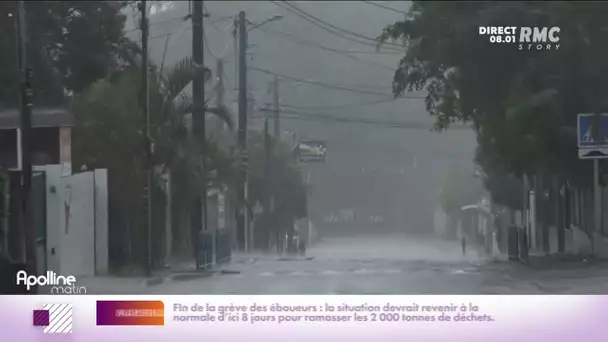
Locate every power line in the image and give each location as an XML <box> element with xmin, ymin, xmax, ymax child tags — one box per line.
<box><xmin>251</xmin><ymin>67</ymin><xmax>392</xmax><ymax>96</ymax></box>
<box><xmin>250</xmin><ymin>67</ymin><xmax>425</xmax><ymax>98</ymax></box>
<box><xmin>256</xmin><ymin>26</ymin><xmax>397</xmax><ymax>72</ymax></box>
<box><xmin>203</xmin><ymin>3</ymin><xmax>234</xmax><ymax>58</ymax></box>
<box><xmin>149</xmin><ymin>23</ymin><xmax>191</xmax><ymax>40</ymax></box>
<box><xmin>280</xmin><ymin>98</ymin><xmax>406</xmax><ymax>110</ymax></box>
<box><xmin>203</xmin><ymin>24</ymin><xmax>231</xmax><ymax>59</ymax></box>
<box><xmin>275</xmin><ymin>1</ymin><xmax>405</xmax><ymax>50</ymax></box>
<box><xmin>256</xmin><ymin>26</ymin><xmax>399</xmax><ymax>55</ymax></box>
<box><xmin>126</xmin><ymin>14</ymin><xmax>191</xmax><ymax>33</ymax></box>
<box><xmin>360</xmin><ymin>1</ymin><xmax>408</xmax><ymax>15</ymax></box>
<box><xmin>204</xmin><ymin>3</ymin><xmax>235</xmax><ymax>33</ymax></box>
<box><xmin>147</xmin><ymin>15</ymin><xmax>231</xmax><ymax>40</ymax></box>
<box><xmin>255</xmin><ymin>107</ymin><xmax>451</xmax><ymax>129</ymax></box>
<box><xmin>271</xmin><ymin>1</ymin><xmax>393</xmax><ymax>51</ymax></box>
<box><xmin>255</xmin><ymin>109</ymin><xmax>471</xmax><ymax>130</ymax></box>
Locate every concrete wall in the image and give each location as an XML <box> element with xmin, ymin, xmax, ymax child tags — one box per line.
<box><xmin>94</xmin><ymin>169</ymin><xmax>108</xmax><ymax>275</ymax></box>
<box><xmin>33</xmin><ymin>169</ymin><xmax>108</xmax><ymax>277</ymax></box>
<box><xmin>35</xmin><ymin>165</ymin><xmax>63</xmax><ymax>275</ymax></box>
<box><xmin>59</xmin><ymin>171</ymin><xmax>95</xmax><ymax>277</ymax></box>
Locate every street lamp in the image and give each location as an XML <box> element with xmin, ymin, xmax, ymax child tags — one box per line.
<box><xmin>234</xmin><ymin>12</ymin><xmax>283</xmax><ymax>252</ymax></box>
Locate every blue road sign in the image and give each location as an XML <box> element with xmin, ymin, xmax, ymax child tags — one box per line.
<box><xmin>577</xmin><ymin>113</ymin><xmax>608</xmax><ymax>148</ymax></box>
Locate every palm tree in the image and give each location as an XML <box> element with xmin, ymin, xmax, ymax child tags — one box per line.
<box><xmin>147</xmin><ymin>57</ymin><xmax>239</xmax><ymax>261</ymax></box>
<box><xmin>72</xmin><ymin>57</ymin><xmax>236</xmax><ymax>271</ymax></box>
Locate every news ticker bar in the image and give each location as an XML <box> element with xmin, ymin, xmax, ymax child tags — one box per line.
<box><xmin>2</xmin><ymin>295</ymin><xmax>605</xmax><ymax>342</ymax></box>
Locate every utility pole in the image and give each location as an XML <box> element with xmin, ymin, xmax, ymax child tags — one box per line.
<box><xmin>211</xmin><ymin>57</ymin><xmax>224</xmax><ymax>261</ymax></box>
<box><xmin>17</xmin><ymin>0</ymin><xmax>36</xmax><ymax>293</ymax></box>
<box><xmin>263</xmin><ymin>106</ymin><xmax>271</xmax><ymax>250</ymax></box>
<box><xmin>139</xmin><ymin>0</ymin><xmax>152</xmax><ymax>277</ymax></box>
<box><xmin>237</xmin><ymin>11</ymin><xmax>249</xmax><ymax>251</ymax></box>
<box><xmin>593</xmin><ymin>159</ymin><xmax>601</xmax><ymax>235</ymax></box>
<box><xmin>215</xmin><ymin>58</ymin><xmax>225</xmax><ymax>131</ymax></box>
<box><xmin>267</xmin><ymin>77</ymin><xmax>281</xmax><ymax>250</ymax></box>
<box><xmin>273</xmin><ymin>76</ymin><xmax>280</xmax><ymax>138</ymax></box>
<box><xmin>192</xmin><ymin>0</ymin><xmax>207</xmax><ymax>267</ymax></box>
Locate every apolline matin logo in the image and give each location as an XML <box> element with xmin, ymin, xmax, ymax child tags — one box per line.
<box><xmin>478</xmin><ymin>26</ymin><xmax>560</xmax><ymax>51</ymax></box>
<box><xmin>17</xmin><ymin>270</ymin><xmax>87</xmax><ymax>294</ymax></box>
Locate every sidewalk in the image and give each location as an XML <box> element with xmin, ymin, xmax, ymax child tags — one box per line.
<box><xmin>76</xmin><ymin>276</ymin><xmax>153</xmax><ymax>294</ymax></box>
<box><xmin>76</xmin><ymin>259</ymin><xmax>231</xmax><ymax>294</ymax></box>
<box><xmin>76</xmin><ymin>252</ymin><xmax>315</xmax><ymax>294</ymax></box>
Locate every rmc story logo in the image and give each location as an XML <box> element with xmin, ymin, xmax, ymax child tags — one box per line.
<box><xmin>17</xmin><ymin>270</ymin><xmax>87</xmax><ymax>294</ymax></box>
<box><xmin>478</xmin><ymin>26</ymin><xmax>560</xmax><ymax>51</ymax></box>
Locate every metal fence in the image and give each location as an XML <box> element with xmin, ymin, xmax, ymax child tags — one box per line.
<box><xmin>197</xmin><ymin>232</ymin><xmax>214</xmax><ymax>269</ymax></box>
<box><xmin>197</xmin><ymin>230</ymin><xmax>232</xmax><ymax>269</ymax></box>
<box><xmin>216</xmin><ymin>230</ymin><xmax>231</xmax><ymax>264</ymax></box>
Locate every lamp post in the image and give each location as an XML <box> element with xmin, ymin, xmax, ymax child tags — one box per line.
<box><xmin>235</xmin><ymin>12</ymin><xmax>283</xmax><ymax>252</ymax></box>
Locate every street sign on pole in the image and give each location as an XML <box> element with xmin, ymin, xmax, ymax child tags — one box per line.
<box><xmin>297</xmin><ymin>140</ymin><xmax>327</xmax><ymax>163</ymax></box>
<box><xmin>577</xmin><ymin>113</ymin><xmax>608</xmax><ymax>159</ymax></box>
<box><xmin>577</xmin><ymin>113</ymin><xmax>605</xmax><ymax>247</ymax></box>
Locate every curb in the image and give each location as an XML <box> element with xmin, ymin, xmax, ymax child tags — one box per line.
<box><xmin>276</xmin><ymin>256</ymin><xmax>314</xmax><ymax>262</ymax></box>
<box><xmin>143</xmin><ymin>277</ymin><xmax>165</xmax><ymax>287</ymax></box>
<box><xmin>219</xmin><ymin>270</ymin><xmax>241</xmax><ymax>275</ymax></box>
<box><xmin>170</xmin><ymin>273</ymin><xmax>214</xmax><ymax>282</ymax></box>
<box><xmin>141</xmin><ymin>268</ymin><xmax>243</xmax><ymax>287</ymax></box>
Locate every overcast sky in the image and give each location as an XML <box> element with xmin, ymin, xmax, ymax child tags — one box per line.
<box><xmin>126</xmin><ymin>1</ymin><xmax>479</xmax><ymax>230</ymax></box>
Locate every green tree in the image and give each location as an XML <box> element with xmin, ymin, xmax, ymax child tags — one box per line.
<box><xmin>71</xmin><ymin>57</ymin><xmax>233</xmax><ymax>270</ymax></box>
<box><xmin>0</xmin><ymin>1</ymin><xmax>139</xmax><ymax>107</ymax></box>
<box><xmin>379</xmin><ymin>1</ymin><xmax>608</xmax><ymax>211</ymax></box>
<box><xmin>247</xmin><ymin>131</ymin><xmax>307</xmax><ymax>249</ymax></box>
<box><xmin>438</xmin><ymin>166</ymin><xmax>484</xmax><ymax>239</ymax></box>
<box><xmin>439</xmin><ymin>168</ymin><xmax>484</xmax><ymax>215</ymax></box>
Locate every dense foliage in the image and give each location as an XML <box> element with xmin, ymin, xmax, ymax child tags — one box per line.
<box><xmin>379</xmin><ymin>1</ymin><xmax>608</xmax><ymax>210</ymax></box>
<box><xmin>247</xmin><ymin>130</ymin><xmax>307</xmax><ymax>248</ymax></box>
<box><xmin>0</xmin><ymin>1</ymin><xmax>139</xmax><ymax>107</ymax></box>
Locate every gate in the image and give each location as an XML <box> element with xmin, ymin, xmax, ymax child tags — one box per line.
<box><xmin>32</xmin><ymin>172</ymin><xmax>46</xmax><ymax>274</ymax></box>
<box><xmin>0</xmin><ymin>170</ymin><xmax>8</xmax><ymax>254</ymax></box>
<box><xmin>197</xmin><ymin>231</ymin><xmax>214</xmax><ymax>269</ymax></box>
<box><xmin>216</xmin><ymin>230</ymin><xmax>231</xmax><ymax>264</ymax></box>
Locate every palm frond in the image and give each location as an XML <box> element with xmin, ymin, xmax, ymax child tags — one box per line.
<box><xmin>162</xmin><ymin>57</ymin><xmax>195</xmax><ymax>106</ymax></box>
<box><xmin>162</xmin><ymin>56</ymin><xmax>212</xmax><ymax>105</ymax></box>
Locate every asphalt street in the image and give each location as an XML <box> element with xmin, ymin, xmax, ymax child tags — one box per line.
<box><xmin>147</xmin><ymin>235</ymin><xmax>608</xmax><ymax>294</ymax></box>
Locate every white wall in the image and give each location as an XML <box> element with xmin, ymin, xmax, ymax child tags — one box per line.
<box><xmin>94</xmin><ymin>169</ymin><xmax>108</xmax><ymax>275</ymax></box>
<box><xmin>32</xmin><ymin>167</ymin><xmax>109</xmax><ymax>276</ymax></box>
<box><xmin>35</xmin><ymin>165</ymin><xmax>63</xmax><ymax>275</ymax></box>
<box><xmin>59</xmin><ymin>172</ymin><xmax>95</xmax><ymax>277</ymax></box>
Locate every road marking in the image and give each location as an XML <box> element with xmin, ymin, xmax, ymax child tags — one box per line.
<box><xmin>249</xmin><ymin>268</ymin><xmax>407</xmax><ymax>278</ymax></box>
<box><xmin>352</xmin><ymin>269</ymin><xmax>374</xmax><ymax>274</ymax></box>
<box><xmin>378</xmin><ymin>269</ymin><xmax>401</xmax><ymax>274</ymax></box>
<box><xmin>320</xmin><ymin>270</ymin><xmax>343</xmax><ymax>275</ymax></box>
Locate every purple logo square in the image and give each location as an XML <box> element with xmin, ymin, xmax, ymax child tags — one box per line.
<box><xmin>33</xmin><ymin>310</ymin><xmax>50</xmax><ymax>326</ymax></box>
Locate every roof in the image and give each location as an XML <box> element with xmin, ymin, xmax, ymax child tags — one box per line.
<box><xmin>0</xmin><ymin>108</ymin><xmax>72</xmax><ymax>129</ymax></box>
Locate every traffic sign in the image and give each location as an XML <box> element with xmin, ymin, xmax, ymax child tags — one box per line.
<box><xmin>297</xmin><ymin>140</ymin><xmax>327</xmax><ymax>163</ymax></box>
<box><xmin>578</xmin><ymin>148</ymin><xmax>608</xmax><ymax>159</ymax></box>
<box><xmin>577</xmin><ymin>113</ymin><xmax>608</xmax><ymax>148</ymax></box>
<box><xmin>577</xmin><ymin>113</ymin><xmax>608</xmax><ymax>159</ymax></box>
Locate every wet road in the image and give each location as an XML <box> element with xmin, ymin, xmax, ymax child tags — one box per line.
<box><xmin>148</xmin><ymin>235</ymin><xmax>608</xmax><ymax>294</ymax></box>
